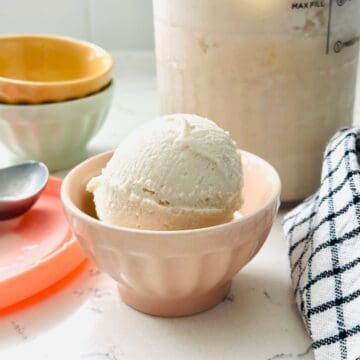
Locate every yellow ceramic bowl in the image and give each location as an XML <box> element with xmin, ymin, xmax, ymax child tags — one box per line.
<box><xmin>0</xmin><ymin>34</ymin><xmax>113</xmax><ymax>104</ymax></box>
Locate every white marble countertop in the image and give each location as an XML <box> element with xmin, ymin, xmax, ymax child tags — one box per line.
<box><xmin>1</xmin><ymin>51</ymin><xmax>343</xmax><ymax>360</ymax></box>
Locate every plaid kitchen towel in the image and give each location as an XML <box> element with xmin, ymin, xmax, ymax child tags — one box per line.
<box><xmin>283</xmin><ymin>128</ymin><xmax>360</xmax><ymax>360</ymax></box>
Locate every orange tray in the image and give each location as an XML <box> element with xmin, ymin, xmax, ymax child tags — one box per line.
<box><xmin>0</xmin><ymin>176</ymin><xmax>86</xmax><ymax>310</ymax></box>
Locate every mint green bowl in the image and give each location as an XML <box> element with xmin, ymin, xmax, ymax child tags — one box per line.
<box><xmin>0</xmin><ymin>82</ymin><xmax>114</xmax><ymax>171</ymax></box>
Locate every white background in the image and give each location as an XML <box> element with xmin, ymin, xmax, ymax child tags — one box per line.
<box><xmin>0</xmin><ymin>0</ymin><xmax>154</xmax><ymax>51</ymax></box>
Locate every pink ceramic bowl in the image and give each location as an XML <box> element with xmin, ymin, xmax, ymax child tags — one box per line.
<box><xmin>61</xmin><ymin>150</ymin><xmax>281</xmax><ymax>317</ymax></box>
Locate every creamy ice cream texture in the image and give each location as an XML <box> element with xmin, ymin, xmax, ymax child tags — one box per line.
<box><xmin>87</xmin><ymin>114</ymin><xmax>243</xmax><ymax>230</ymax></box>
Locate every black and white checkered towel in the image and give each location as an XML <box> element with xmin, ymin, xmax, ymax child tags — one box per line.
<box><xmin>283</xmin><ymin>128</ymin><xmax>360</xmax><ymax>360</ymax></box>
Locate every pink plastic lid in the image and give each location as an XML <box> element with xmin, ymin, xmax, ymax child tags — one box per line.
<box><xmin>0</xmin><ymin>176</ymin><xmax>86</xmax><ymax>310</ymax></box>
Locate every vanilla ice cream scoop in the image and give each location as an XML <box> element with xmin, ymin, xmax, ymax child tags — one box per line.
<box><xmin>87</xmin><ymin>114</ymin><xmax>243</xmax><ymax>230</ymax></box>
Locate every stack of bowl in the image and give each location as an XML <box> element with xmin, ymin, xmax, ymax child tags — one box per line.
<box><xmin>0</xmin><ymin>34</ymin><xmax>114</xmax><ymax>171</ymax></box>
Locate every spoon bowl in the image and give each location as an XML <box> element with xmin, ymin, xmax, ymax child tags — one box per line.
<box><xmin>0</xmin><ymin>161</ymin><xmax>49</xmax><ymax>220</ymax></box>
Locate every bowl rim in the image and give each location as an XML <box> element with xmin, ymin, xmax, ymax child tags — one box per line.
<box><xmin>61</xmin><ymin>150</ymin><xmax>281</xmax><ymax>236</ymax></box>
<box><xmin>0</xmin><ymin>80</ymin><xmax>114</xmax><ymax>108</ymax></box>
<box><xmin>0</xmin><ymin>34</ymin><xmax>113</xmax><ymax>87</ymax></box>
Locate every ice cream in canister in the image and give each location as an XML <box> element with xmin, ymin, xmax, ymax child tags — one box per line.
<box><xmin>154</xmin><ymin>0</ymin><xmax>360</xmax><ymax>201</ymax></box>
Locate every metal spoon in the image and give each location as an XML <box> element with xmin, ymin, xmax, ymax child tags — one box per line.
<box><xmin>0</xmin><ymin>161</ymin><xmax>49</xmax><ymax>220</ymax></box>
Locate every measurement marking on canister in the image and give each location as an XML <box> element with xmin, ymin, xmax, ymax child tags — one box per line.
<box><xmin>328</xmin><ymin>0</ymin><xmax>357</xmax><ymax>54</ymax></box>
<box><xmin>334</xmin><ymin>37</ymin><xmax>360</xmax><ymax>53</ymax></box>
<box><xmin>291</xmin><ymin>1</ymin><xmax>325</xmax><ymax>8</ymax></box>
<box><xmin>326</xmin><ymin>0</ymin><xmax>334</xmax><ymax>54</ymax></box>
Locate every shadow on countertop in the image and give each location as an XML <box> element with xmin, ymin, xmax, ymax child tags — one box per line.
<box><xmin>144</xmin><ymin>271</ymin><xmax>313</xmax><ymax>359</ymax></box>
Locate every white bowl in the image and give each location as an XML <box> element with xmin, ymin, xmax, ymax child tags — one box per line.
<box><xmin>0</xmin><ymin>82</ymin><xmax>114</xmax><ymax>171</ymax></box>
